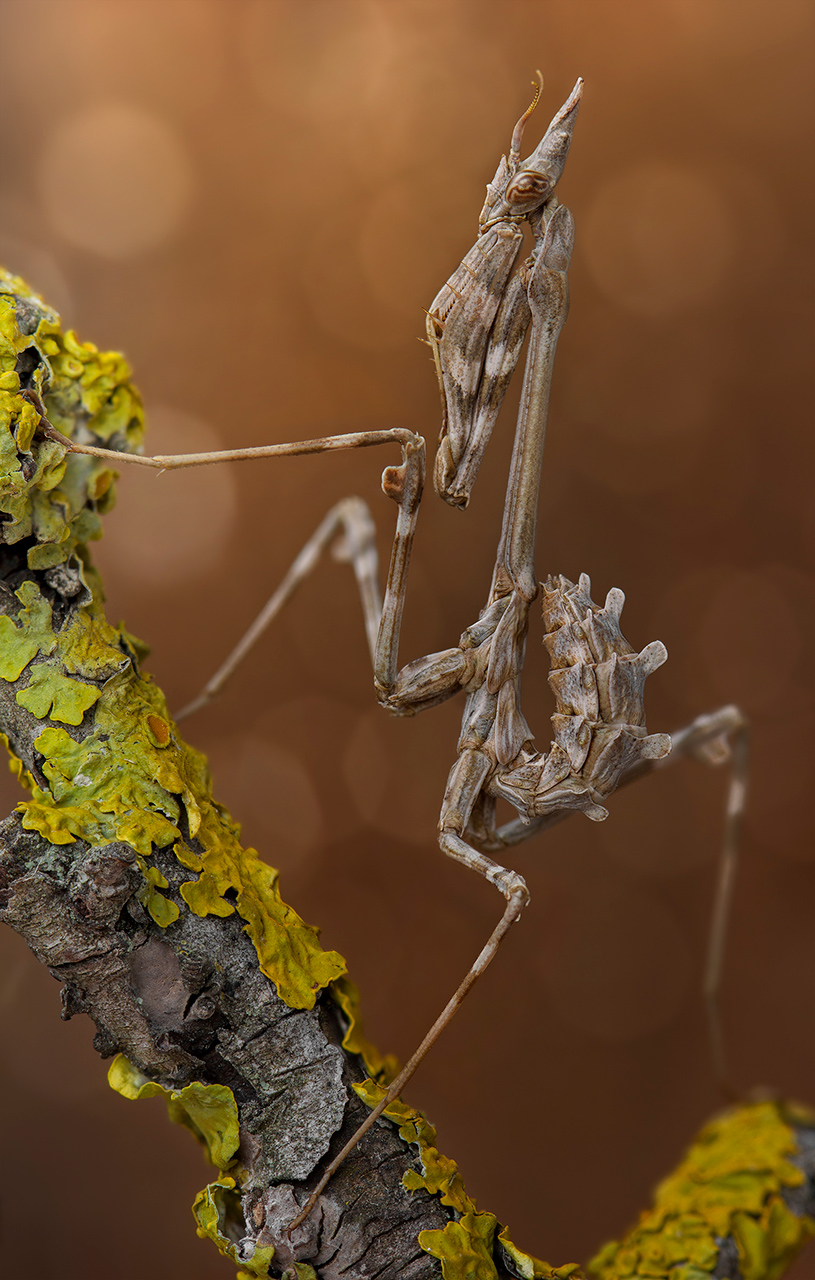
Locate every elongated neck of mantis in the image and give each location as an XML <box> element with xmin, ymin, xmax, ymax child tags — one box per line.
<box><xmin>491</xmin><ymin>250</ymin><xmax>570</xmax><ymax>606</ymax></box>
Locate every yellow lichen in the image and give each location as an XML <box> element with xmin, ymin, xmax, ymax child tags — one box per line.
<box><xmin>17</xmin><ymin>658</ymin><xmax>346</xmax><ymax>1005</ymax></box>
<box><xmin>342</xmin><ymin>974</ymin><xmax>578</xmax><ymax>1280</ymax></box>
<box><xmin>330</xmin><ymin>973</ymin><xmax>400</xmax><ymax>1084</ymax></box>
<box><xmin>0</xmin><ymin>580</ymin><xmax>56</xmax><ymax>680</ymax></box>
<box><xmin>109</xmin><ymin>1053</ymin><xmax>240</xmax><ymax>1169</ymax></box>
<box><xmin>110</xmin><ymin>1056</ymin><xmax>273</xmax><ymax>1276</ymax></box>
<box><xmin>137</xmin><ymin>861</ymin><xmax>180</xmax><ymax>926</ymax></box>
<box><xmin>0</xmin><ymin>275</ymin><xmax>345</xmax><ymax>1010</ymax></box>
<box><xmin>16</xmin><ymin>663</ymin><xmax>101</xmax><ymax>724</ymax></box>
<box><xmin>192</xmin><ymin>1176</ymin><xmax>275</xmax><ymax>1278</ymax></box>
<box><xmin>0</xmin><ymin>269</ymin><xmax>143</xmax><ymax>566</ymax></box>
<box><xmin>0</xmin><ymin>732</ymin><xmax>36</xmax><ymax>792</ymax></box>
<box><xmin>588</xmin><ymin>1102</ymin><xmax>815</xmax><ymax>1280</ymax></box>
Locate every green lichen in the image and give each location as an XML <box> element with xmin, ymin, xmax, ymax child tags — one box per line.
<box><xmin>588</xmin><ymin>1101</ymin><xmax>815</xmax><ymax>1280</ymax></box>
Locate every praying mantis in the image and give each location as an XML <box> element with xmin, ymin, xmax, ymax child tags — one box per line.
<box><xmin>32</xmin><ymin>73</ymin><xmax>748</xmax><ymax>1232</ymax></box>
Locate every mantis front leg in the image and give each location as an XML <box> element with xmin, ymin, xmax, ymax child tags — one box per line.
<box><xmin>429</xmin><ymin>74</ymin><xmax>582</xmax><ymax>509</ymax></box>
<box><xmin>28</xmin><ymin>392</ymin><xmax>430</xmax><ymax>717</ymax></box>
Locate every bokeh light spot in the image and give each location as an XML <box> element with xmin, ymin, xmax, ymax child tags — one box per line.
<box><xmin>582</xmin><ymin>163</ymin><xmax>734</xmax><ymax>316</ymax></box>
<box><xmin>95</xmin><ymin>408</ymin><xmax>237</xmax><ymax>587</ymax></box>
<box><xmin>343</xmin><ymin>704</ymin><xmax>451</xmax><ymax>844</ymax></box>
<box><xmin>38</xmin><ymin>103</ymin><xmax>193</xmax><ymax>257</ymax></box>
<box><xmin>540</xmin><ymin>875</ymin><xmax>692</xmax><ymax>1042</ymax></box>
<box><xmin>653</xmin><ymin>566</ymin><xmax>804</xmax><ymax>716</ymax></box>
<box><xmin>205</xmin><ymin>734</ymin><xmax>323</xmax><ymax>879</ymax></box>
<box><xmin>241</xmin><ymin>0</ymin><xmax>393</xmax><ymax>119</ymax></box>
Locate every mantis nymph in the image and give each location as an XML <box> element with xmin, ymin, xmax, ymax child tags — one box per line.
<box><xmin>29</xmin><ymin>75</ymin><xmax>748</xmax><ymax>1232</ymax></box>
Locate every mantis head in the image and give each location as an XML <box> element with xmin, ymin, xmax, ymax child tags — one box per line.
<box><xmin>427</xmin><ymin>74</ymin><xmax>583</xmax><ymax>513</ymax></box>
<box><xmin>479</xmin><ymin>75</ymin><xmax>583</xmax><ymax>232</ymax></box>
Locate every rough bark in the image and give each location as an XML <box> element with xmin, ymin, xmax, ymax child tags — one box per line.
<box><xmin>0</xmin><ymin>809</ymin><xmax>453</xmax><ymax>1278</ymax></box>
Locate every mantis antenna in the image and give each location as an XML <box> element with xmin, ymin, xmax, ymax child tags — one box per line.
<box><xmin>509</xmin><ymin>68</ymin><xmax>543</xmax><ymax>165</ymax></box>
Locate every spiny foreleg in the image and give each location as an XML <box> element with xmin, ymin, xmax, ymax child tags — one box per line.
<box><xmin>60</xmin><ymin>421</ymin><xmax>429</xmax><ymax>723</ymax></box>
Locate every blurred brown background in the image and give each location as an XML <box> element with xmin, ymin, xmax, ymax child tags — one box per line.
<box><xmin>0</xmin><ymin>1</ymin><xmax>813</xmax><ymax>1275</ymax></box>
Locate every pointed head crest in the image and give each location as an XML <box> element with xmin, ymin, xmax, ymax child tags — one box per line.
<box><xmin>478</xmin><ymin>74</ymin><xmax>582</xmax><ymax>233</ymax></box>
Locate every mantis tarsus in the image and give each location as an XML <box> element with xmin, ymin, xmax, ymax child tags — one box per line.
<box><xmin>35</xmin><ymin>74</ymin><xmax>748</xmax><ymax>1231</ymax></box>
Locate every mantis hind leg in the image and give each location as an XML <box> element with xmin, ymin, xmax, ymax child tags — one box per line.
<box><xmin>667</xmin><ymin>707</ymin><xmax>749</xmax><ymax>1099</ymax></box>
<box><xmin>286</xmin><ymin>746</ymin><xmax>529</xmax><ymax>1233</ymax></box>
<box><xmin>174</xmin><ymin>496</ymin><xmax>383</xmax><ymax>722</ymax></box>
<box><xmin>478</xmin><ymin>701</ymin><xmax>748</xmax><ymax>1098</ymax></box>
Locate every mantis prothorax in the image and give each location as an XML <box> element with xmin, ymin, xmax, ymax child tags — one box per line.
<box><xmin>32</xmin><ymin>75</ymin><xmax>748</xmax><ymax>1231</ymax></box>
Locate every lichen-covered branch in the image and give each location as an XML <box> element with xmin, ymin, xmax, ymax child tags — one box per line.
<box><xmin>0</xmin><ymin>272</ymin><xmax>812</xmax><ymax>1279</ymax></box>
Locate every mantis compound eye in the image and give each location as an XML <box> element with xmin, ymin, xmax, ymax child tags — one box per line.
<box><xmin>505</xmin><ymin>169</ymin><xmax>551</xmax><ymax>205</ymax></box>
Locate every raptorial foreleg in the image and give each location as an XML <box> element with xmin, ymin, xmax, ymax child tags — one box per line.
<box><xmin>54</xmin><ymin>419</ymin><xmax>428</xmax><ymax>722</ymax></box>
